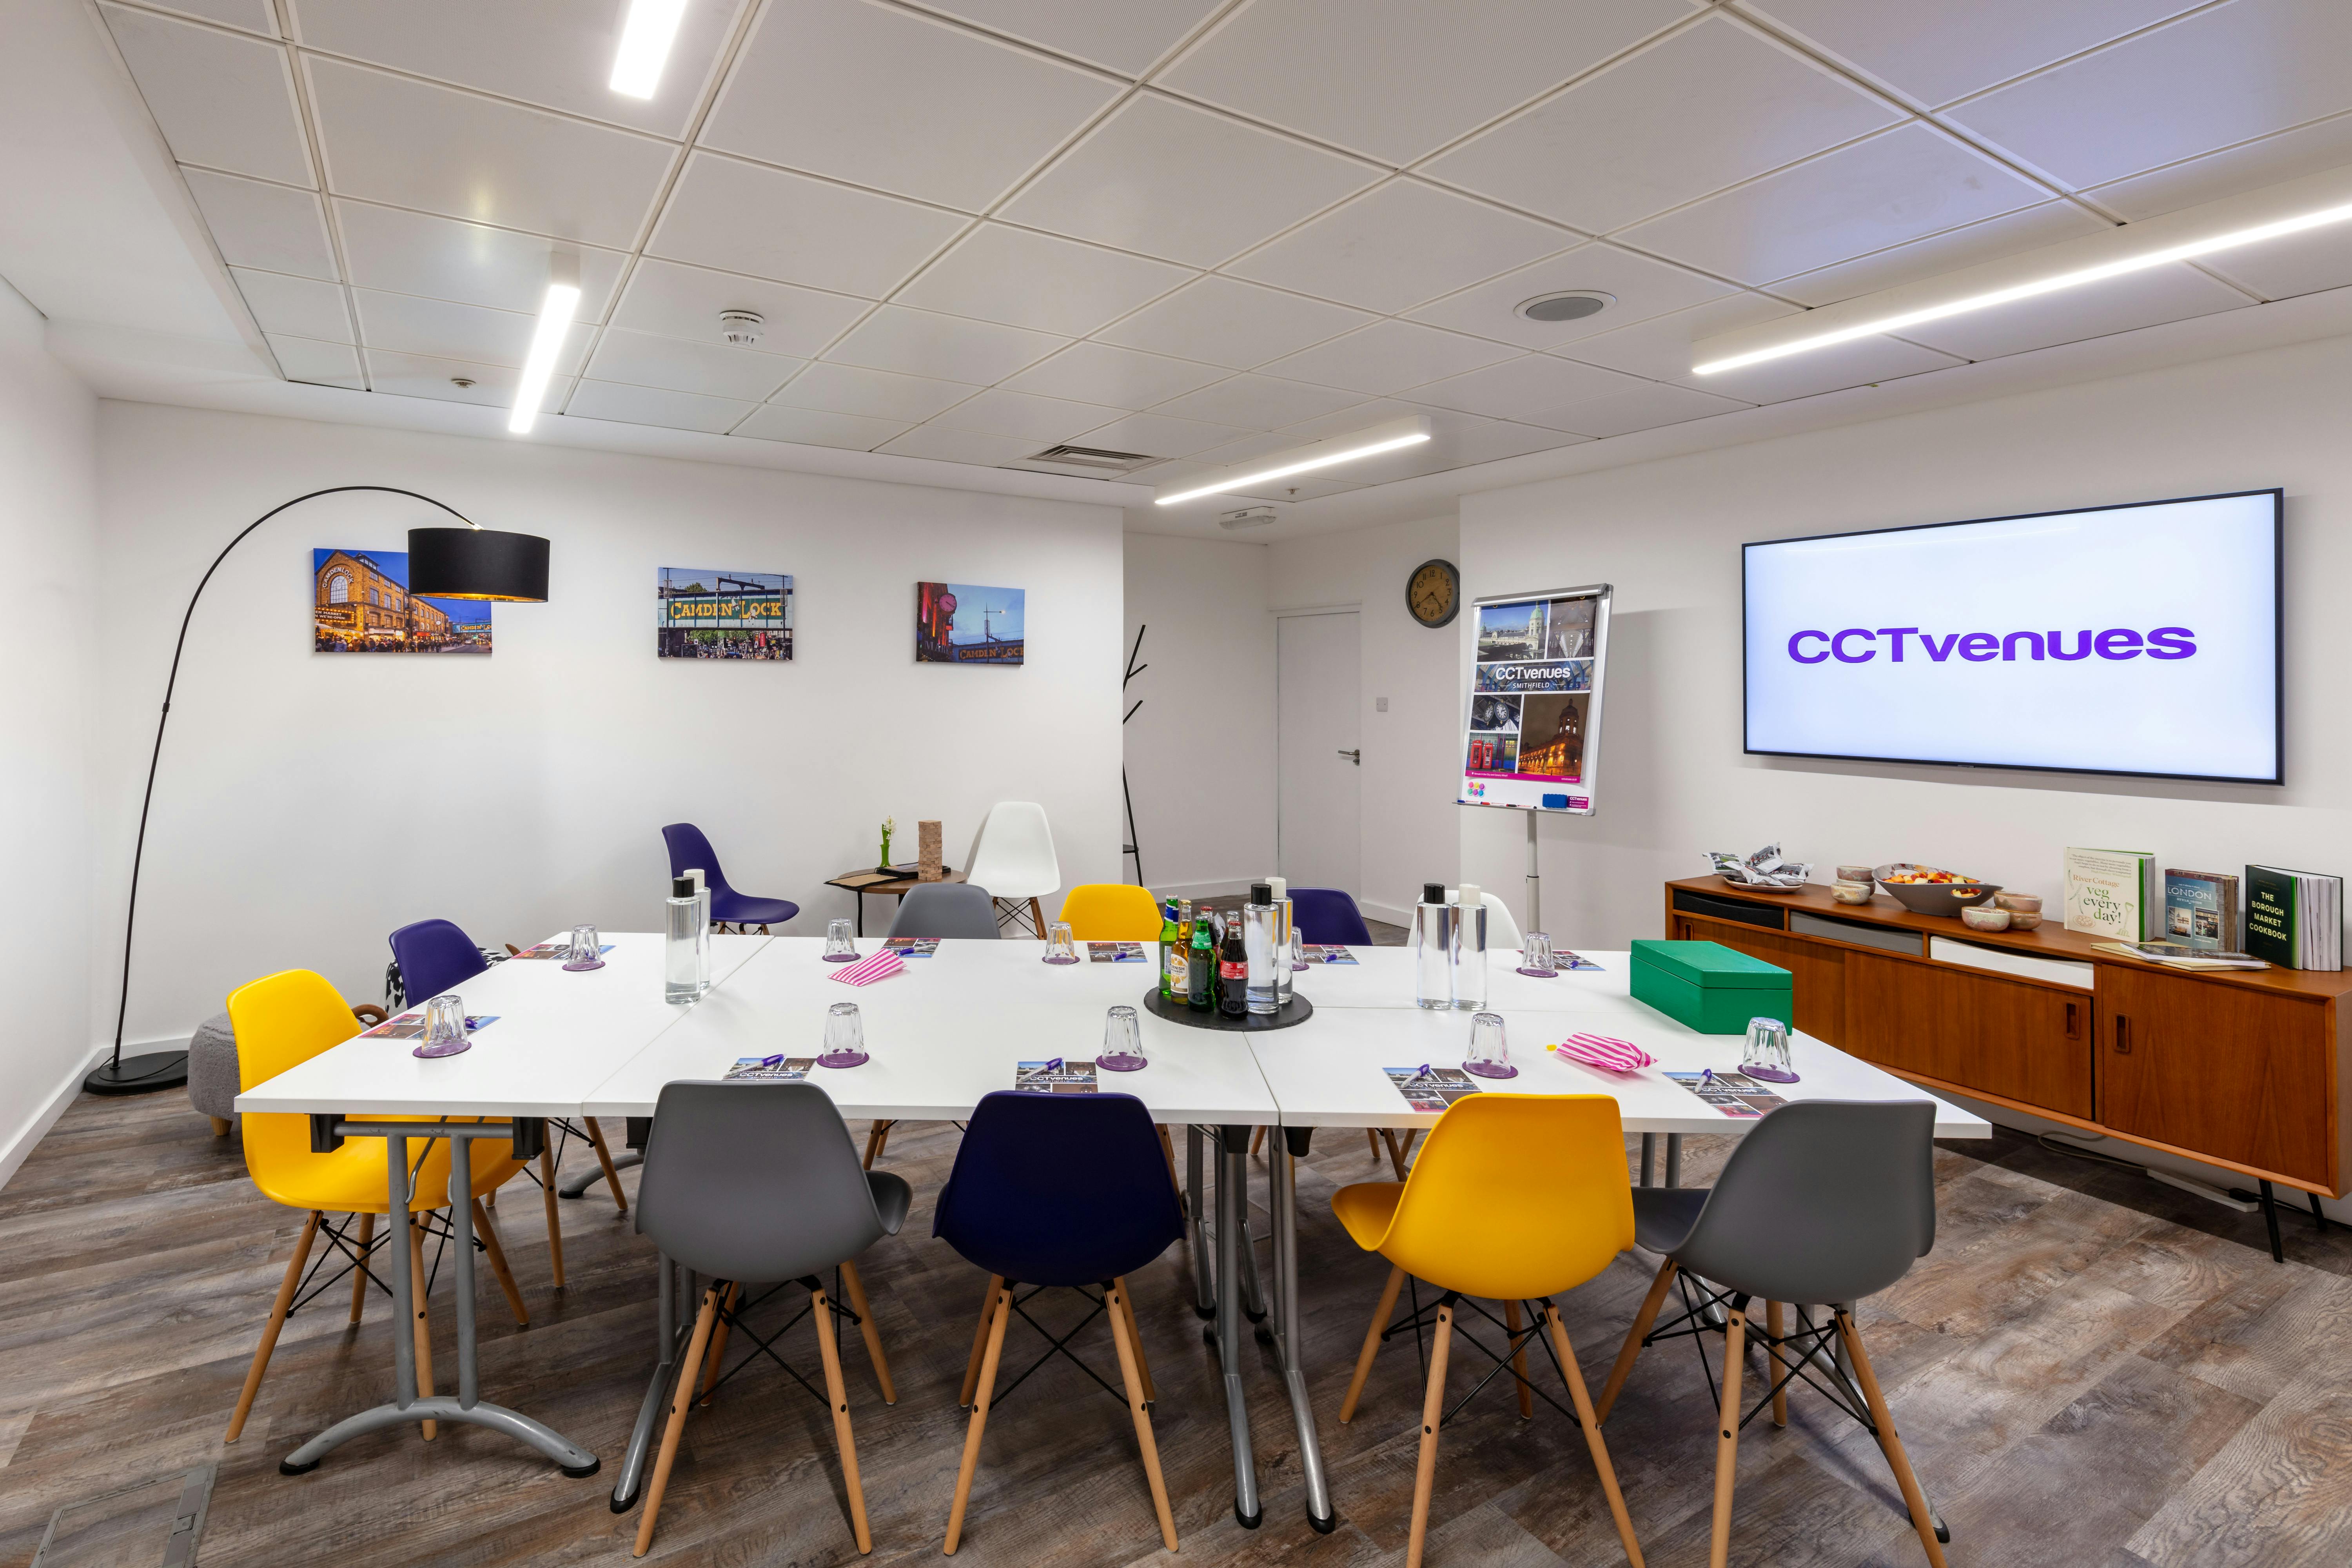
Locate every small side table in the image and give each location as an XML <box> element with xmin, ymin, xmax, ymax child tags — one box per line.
<box><xmin>825</xmin><ymin>866</ymin><xmax>962</xmax><ymax>936</ymax></box>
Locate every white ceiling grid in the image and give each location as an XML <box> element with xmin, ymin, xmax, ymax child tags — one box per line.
<box><xmin>90</xmin><ymin>0</ymin><xmax>2352</xmax><ymax>501</ymax></box>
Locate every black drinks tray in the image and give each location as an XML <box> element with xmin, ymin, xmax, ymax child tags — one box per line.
<box><xmin>1142</xmin><ymin>987</ymin><xmax>1314</xmax><ymax>1032</ymax></box>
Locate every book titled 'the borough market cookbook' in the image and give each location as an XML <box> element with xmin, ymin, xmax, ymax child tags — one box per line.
<box><xmin>2244</xmin><ymin>864</ymin><xmax>2344</xmax><ymax>971</ymax></box>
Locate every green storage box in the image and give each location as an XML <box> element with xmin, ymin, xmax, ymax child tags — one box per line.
<box><xmin>1629</xmin><ymin>940</ymin><xmax>1792</xmax><ymax>1035</ymax></box>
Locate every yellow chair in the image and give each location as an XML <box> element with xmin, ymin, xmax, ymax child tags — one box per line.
<box><xmin>1056</xmin><ymin>883</ymin><xmax>1164</xmax><ymax>941</ymax></box>
<box><xmin>1332</xmin><ymin>1094</ymin><xmax>1645</xmax><ymax>1568</ymax></box>
<box><xmin>223</xmin><ymin>969</ymin><xmax>531</xmax><ymax>1444</ymax></box>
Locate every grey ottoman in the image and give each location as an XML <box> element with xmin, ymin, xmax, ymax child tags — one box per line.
<box><xmin>187</xmin><ymin>1011</ymin><xmax>239</xmax><ymax>1135</ymax></box>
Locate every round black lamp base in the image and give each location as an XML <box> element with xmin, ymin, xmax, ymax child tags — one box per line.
<box><xmin>85</xmin><ymin>1050</ymin><xmax>190</xmax><ymax>1096</ymax></box>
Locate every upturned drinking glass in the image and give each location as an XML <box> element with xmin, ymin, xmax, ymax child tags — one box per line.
<box><xmin>823</xmin><ymin>918</ymin><xmax>859</xmax><ymax>962</ymax></box>
<box><xmin>1099</xmin><ymin>1004</ymin><xmax>1146</xmax><ymax>1072</ymax></box>
<box><xmin>1463</xmin><ymin>1010</ymin><xmax>1516</xmax><ymax>1080</ymax></box>
<box><xmin>1741</xmin><ymin>1016</ymin><xmax>1799</xmax><ymax>1083</ymax></box>
<box><xmin>1044</xmin><ymin>920</ymin><xmax>1080</xmax><ymax>965</ymax></box>
<box><xmin>1517</xmin><ymin>931</ymin><xmax>1558</xmax><ymax>979</ymax></box>
<box><xmin>818</xmin><ymin>1001</ymin><xmax>869</xmax><ymax>1069</ymax></box>
<box><xmin>414</xmin><ymin>993</ymin><xmax>472</xmax><ymax>1059</ymax></box>
<box><xmin>1290</xmin><ymin>925</ymin><xmax>1308</xmax><ymax>972</ymax></box>
<box><xmin>563</xmin><ymin>924</ymin><xmax>604</xmax><ymax>971</ymax></box>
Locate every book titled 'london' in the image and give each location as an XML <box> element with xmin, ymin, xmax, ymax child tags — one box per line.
<box><xmin>2245</xmin><ymin>866</ymin><xmax>2343</xmax><ymax>971</ymax></box>
<box><xmin>2163</xmin><ymin>869</ymin><xmax>2241</xmax><ymax>951</ymax></box>
<box><xmin>2064</xmin><ymin>848</ymin><xmax>2157</xmax><ymax>940</ymax></box>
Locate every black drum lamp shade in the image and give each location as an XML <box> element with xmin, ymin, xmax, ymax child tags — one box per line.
<box><xmin>407</xmin><ymin>526</ymin><xmax>550</xmax><ymax>601</ymax></box>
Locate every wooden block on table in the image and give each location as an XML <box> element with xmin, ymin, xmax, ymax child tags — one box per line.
<box><xmin>919</xmin><ymin>820</ymin><xmax>943</xmax><ymax>881</ymax></box>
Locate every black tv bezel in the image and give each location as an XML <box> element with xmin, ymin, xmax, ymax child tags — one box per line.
<box><xmin>1740</xmin><ymin>487</ymin><xmax>2285</xmax><ymax>786</ymax></box>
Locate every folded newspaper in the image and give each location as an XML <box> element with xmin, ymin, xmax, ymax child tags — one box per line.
<box><xmin>1708</xmin><ymin>844</ymin><xmax>1812</xmax><ymax>889</ymax></box>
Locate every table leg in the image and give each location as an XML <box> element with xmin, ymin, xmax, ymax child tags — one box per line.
<box><xmin>611</xmin><ymin>1251</ymin><xmax>688</xmax><ymax>1513</ymax></box>
<box><xmin>1216</xmin><ymin>1124</ymin><xmax>1261</xmax><ymax>1529</ymax></box>
<box><xmin>1639</xmin><ymin>1132</ymin><xmax>1655</xmax><ymax>1188</ymax></box>
<box><xmin>1272</xmin><ymin>1128</ymin><xmax>1335</xmax><ymax>1532</ymax></box>
<box><xmin>560</xmin><ymin>1147</ymin><xmax>641</xmax><ymax>1200</ymax></box>
<box><xmin>1186</xmin><ymin>1126</ymin><xmax>1214</xmax><ymax>1320</ymax></box>
<box><xmin>1665</xmin><ymin>1132</ymin><xmax>1682</xmax><ymax>1189</ymax></box>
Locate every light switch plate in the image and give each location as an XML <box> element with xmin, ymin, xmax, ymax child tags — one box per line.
<box><xmin>1376</xmin><ymin>697</ymin><xmax>1389</xmax><ymax>712</ymax></box>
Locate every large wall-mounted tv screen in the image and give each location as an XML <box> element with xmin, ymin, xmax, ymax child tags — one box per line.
<box><xmin>1743</xmin><ymin>490</ymin><xmax>2281</xmax><ymax>784</ymax></box>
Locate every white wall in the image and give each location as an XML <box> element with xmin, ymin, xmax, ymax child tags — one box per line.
<box><xmin>1270</xmin><ymin>515</ymin><xmax>1462</xmax><ymax>924</ymax></box>
<box><xmin>94</xmin><ymin>403</ymin><xmax>1125</xmax><ymax>1044</ymax></box>
<box><xmin>1459</xmin><ymin>330</ymin><xmax>2352</xmax><ymax>958</ymax></box>
<box><xmin>0</xmin><ymin>280</ymin><xmax>98</xmax><ymax>1183</ymax></box>
<box><xmin>1121</xmin><ymin>530</ymin><xmax>1275</xmax><ymax>899</ymax></box>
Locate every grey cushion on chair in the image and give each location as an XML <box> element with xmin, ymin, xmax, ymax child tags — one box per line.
<box><xmin>187</xmin><ymin>1011</ymin><xmax>240</xmax><ymax>1123</ymax></box>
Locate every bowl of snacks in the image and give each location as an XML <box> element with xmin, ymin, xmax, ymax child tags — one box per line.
<box><xmin>1873</xmin><ymin>863</ymin><xmax>2000</xmax><ymax>916</ymax></box>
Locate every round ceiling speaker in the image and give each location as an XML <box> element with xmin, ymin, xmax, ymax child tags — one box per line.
<box><xmin>718</xmin><ymin>309</ymin><xmax>766</xmax><ymax>347</ymax></box>
<box><xmin>1517</xmin><ymin>290</ymin><xmax>1616</xmax><ymax>323</ymax></box>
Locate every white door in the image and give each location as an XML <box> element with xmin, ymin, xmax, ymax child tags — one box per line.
<box><xmin>1277</xmin><ymin>610</ymin><xmax>1361</xmax><ymax>893</ymax></box>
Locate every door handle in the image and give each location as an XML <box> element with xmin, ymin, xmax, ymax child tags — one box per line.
<box><xmin>2114</xmin><ymin>1015</ymin><xmax>2130</xmax><ymax>1054</ymax></box>
<box><xmin>1338</xmin><ymin>749</ymin><xmax>1360</xmax><ymax>765</ymax></box>
<box><xmin>2065</xmin><ymin>1000</ymin><xmax>2080</xmax><ymax>1041</ymax></box>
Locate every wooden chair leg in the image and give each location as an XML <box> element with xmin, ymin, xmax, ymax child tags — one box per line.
<box><xmin>1381</xmin><ymin>1129</ymin><xmax>1410</xmax><ymax>1181</ymax></box>
<box><xmin>1766</xmin><ymin>1301</ymin><xmax>1788</xmax><ymax>1428</ymax></box>
<box><xmin>1028</xmin><ymin>897</ymin><xmax>1045</xmax><ymax>938</ymax></box>
<box><xmin>537</xmin><ymin>1149</ymin><xmax>565</xmax><ymax>1289</ymax></box>
<box><xmin>1368</xmin><ymin>1128</ymin><xmax>1382</xmax><ymax>1160</ymax></box>
<box><xmin>1107</xmin><ymin>1278</ymin><xmax>1180</xmax><ymax>1552</ymax></box>
<box><xmin>1595</xmin><ymin>1258</ymin><xmax>1677</xmax><ymax>1422</ymax></box>
<box><xmin>839</xmin><ymin>1259</ymin><xmax>897</xmax><ymax>1404</ymax></box>
<box><xmin>1112</xmin><ymin>1274</ymin><xmax>1154</xmax><ymax>1405</ymax></box>
<box><xmin>1544</xmin><ymin>1304</ymin><xmax>1646</xmax><ymax>1568</ymax></box>
<box><xmin>1506</xmin><ymin>1298</ymin><xmax>1534</xmax><ymax>1419</ymax></box>
<box><xmin>634</xmin><ymin>1286</ymin><xmax>720</xmax><ymax>1558</ymax></box>
<box><xmin>698</xmin><ymin>1282</ymin><xmax>742</xmax><ymax>1405</ymax></box>
<box><xmin>209</xmin><ymin>1116</ymin><xmax>232</xmax><ymax>1137</ymax></box>
<box><xmin>862</xmin><ymin>1119</ymin><xmax>895</xmax><ymax>1170</ymax></box>
<box><xmin>1405</xmin><ymin>1298</ymin><xmax>1456</xmax><ymax>1568</ymax></box>
<box><xmin>348</xmin><ymin>1212</ymin><xmax>375</xmax><ymax>1325</ymax></box>
<box><xmin>584</xmin><ymin>1117</ymin><xmax>628</xmax><ymax>1214</ymax></box>
<box><xmin>408</xmin><ymin>1216</ymin><xmax>438</xmax><ymax>1440</ymax></box>
<box><xmin>945</xmin><ymin>1281</ymin><xmax>1014</xmax><ymax>1554</ymax></box>
<box><xmin>958</xmin><ymin>1274</ymin><xmax>1005</xmax><ymax>1408</ymax></box>
<box><xmin>1250</xmin><ymin>1126</ymin><xmax>1265</xmax><ymax>1157</ymax></box>
<box><xmin>811</xmin><ymin>1278</ymin><xmax>875</xmax><ymax>1553</ymax></box>
<box><xmin>471</xmin><ymin>1199</ymin><xmax>529</xmax><ymax>1327</ymax></box>
<box><xmin>1837</xmin><ymin>1311</ymin><xmax>1951</xmax><ymax>1568</ymax></box>
<box><xmin>1709</xmin><ymin>1299</ymin><xmax>1749</xmax><ymax>1568</ymax></box>
<box><xmin>1341</xmin><ymin>1264</ymin><xmax>1406</xmax><ymax>1423</ymax></box>
<box><xmin>225</xmin><ymin>1210</ymin><xmax>319</xmax><ymax>1441</ymax></box>
<box><xmin>1156</xmin><ymin>1124</ymin><xmax>1180</xmax><ymax>1198</ymax></box>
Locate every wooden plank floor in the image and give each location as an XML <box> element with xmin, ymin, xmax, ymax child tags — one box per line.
<box><xmin>5</xmin><ymin>1093</ymin><xmax>2351</xmax><ymax>1567</ymax></box>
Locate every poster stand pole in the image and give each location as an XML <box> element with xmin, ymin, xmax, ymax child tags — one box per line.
<box><xmin>1525</xmin><ymin>810</ymin><xmax>1541</xmax><ymax>935</ymax></box>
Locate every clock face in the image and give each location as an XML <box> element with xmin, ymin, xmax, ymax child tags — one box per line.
<box><xmin>1408</xmin><ymin>559</ymin><xmax>1459</xmax><ymax>628</ymax></box>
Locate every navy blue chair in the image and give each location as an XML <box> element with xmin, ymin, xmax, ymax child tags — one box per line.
<box><xmin>1290</xmin><ymin>886</ymin><xmax>1374</xmax><ymax>946</ymax></box>
<box><xmin>661</xmin><ymin>822</ymin><xmax>799</xmax><ymax>931</ymax></box>
<box><xmin>934</xmin><ymin>1091</ymin><xmax>1183</xmax><ymax>1555</ymax></box>
<box><xmin>386</xmin><ymin>917</ymin><xmax>487</xmax><ymax>1005</ymax></box>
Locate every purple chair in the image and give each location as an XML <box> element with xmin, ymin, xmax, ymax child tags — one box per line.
<box><xmin>1289</xmin><ymin>887</ymin><xmax>1374</xmax><ymax>947</ymax></box>
<box><xmin>387</xmin><ymin>917</ymin><xmax>489</xmax><ymax>1005</ymax></box>
<box><xmin>661</xmin><ymin>823</ymin><xmax>800</xmax><ymax>931</ymax></box>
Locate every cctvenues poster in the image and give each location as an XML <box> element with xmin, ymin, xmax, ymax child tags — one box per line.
<box><xmin>659</xmin><ymin>568</ymin><xmax>793</xmax><ymax>660</ymax></box>
<box><xmin>314</xmin><ymin>549</ymin><xmax>491</xmax><ymax>653</ymax></box>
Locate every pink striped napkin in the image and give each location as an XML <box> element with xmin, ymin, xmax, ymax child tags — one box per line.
<box><xmin>830</xmin><ymin>949</ymin><xmax>904</xmax><ymax>987</ymax></box>
<box><xmin>1549</xmin><ymin>1033</ymin><xmax>1655</xmax><ymax>1073</ymax></box>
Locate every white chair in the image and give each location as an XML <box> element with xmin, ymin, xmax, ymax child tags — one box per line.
<box><xmin>1448</xmin><ymin>888</ymin><xmax>1526</xmax><ymax>951</ymax></box>
<box><xmin>964</xmin><ymin>802</ymin><xmax>1062</xmax><ymax>937</ymax></box>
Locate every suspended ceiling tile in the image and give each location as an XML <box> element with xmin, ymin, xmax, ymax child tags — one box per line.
<box><xmin>2200</xmin><ymin>224</ymin><xmax>2352</xmax><ymax>302</ymax></box>
<box><xmin>1896</xmin><ymin>261</ymin><xmax>2252</xmax><ymax>359</ymax></box>
<box><xmin>1096</xmin><ymin>275</ymin><xmax>1374</xmax><ymax>368</ymax></box>
<box><xmin>735</xmin><ymin>403</ymin><xmax>913</xmax><ymax>450</ymax></box>
<box><xmin>1520</xmin><ymin>374</ymin><xmax>1751</xmax><ymax>437</ymax></box>
<box><xmin>1333</xmin><ymin>410</ymin><xmax>1585</xmax><ymax>483</ymax></box>
<box><xmin>1768</xmin><ymin>200</ymin><xmax>2110</xmax><ymax>307</ymax></box>
<box><xmin>102</xmin><ymin>4</ymin><xmax>313</xmax><ymax>186</ymax></box>
<box><xmin>1407</xmin><ymin>240</ymin><xmax>1739</xmax><ymax>348</ymax></box>
<box><xmin>913</xmin><ymin>0</ymin><xmax>1225</xmax><ymax>75</ymax></box>
<box><xmin>1946</xmin><ymin>0</ymin><xmax>2352</xmax><ymax>191</ymax></box>
<box><xmin>1408</xmin><ymin>352</ymin><xmax>1636</xmax><ymax>419</ymax></box>
<box><xmin>1224</xmin><ymin>179</ymin><xmax>1577</xmax><ymax>315</ymax></box>
<box><xmin>306</xmin><ymin>59</ymin><xmax>675</xmax><ymax>250</ymax></box>
<box><xmin>1619</xmin><ymin>124</ymin><xmax>2051</xmax><ymax>287</ymax></box>
<box><xmin>1423</xmin><ymin>15</ymin><xmax>1899</xmax><ymax>234</ymax></box>
<box><xmin>1741</xmin><ymin>0</ymin><xmax>2200</xmax><ymax>109</ymax></box>
<box><xmin>647</xmin><ymin>152</ymin><xmax>968</xmax><ymax>299</ymax></box>
<box><xmin>1561</xmin><ymin>294</ymin><xmax>1964</xmax><ymax>403</ymax></box>
<box><xmin>352</xmin><ymin>288</ymin><xmax>595</xmax><ymax>373</ymax></box>
<box><xmin>266</xmin><ymin>334</ymin><xmax>361</xmax><ymax>387</ymax></box>
<box><xmin>232</xmin><ymin>268</ymin><xmax>352</xmax><ymax>341</ymax></box>
<box><xmin>2083</xmin><ymin>111</ymin><xmax>2352</xmax><ymax>220</ymax></box>
<box><xmin>334</xmin><ymin>202</ymin><xmax>630</xmax><ymax>321</ymax></box>
<box><xmin>1256</xmin><ymin>318</ymin><xmax>1520</xmax><ymax>396</ymax></box>
<box><xmin>1001</xmin><ymin>340</ymin><xmax>1227</xmax><ymax>405</ymax></box>
<box><xmin>706</xmin><ymin>0</ymin><xmax>1120</xmax><ymax>211</ymax></box>
<box><xmin>893</xmin><ymin>223</ymin><xmax>1194</xmax><ymax>337</ymax></box>
<box><xmin>290</xmin><ymin>0</ymin><xmax>745</xmax><ymax>139</ymax></box>
<box><xmin>1160</xmin><ymin>0</ymin><xmax>1697</xmax><ymax>165</ymax></box>
<box><xmin>823</xmin><ymin>304</ymin><xmax>1067</xmax><ymax>382</ymax></box>
<box><xmin>566</xmin><ymin>379</ymin><xmax>756</xmax><ymax>434</ymax></box>
<box><xmin>877</xmin><ymin>424</ymin><xmax>1049</xmax><ymax>465</ymax></box>
<box><xmin>998</xmin><ymin>93</ymin><xmax>1382</xmax><ymax>267</ymax></box>
<box><xmin>929</xmin><ymin>387</ymin><xmax>1131</xmax><ymax>441</ymax></box>
<box><xmin>182</xmin><ymin>170</ymin><xmax>339</xmax><ymax>279</ymax></box>
<box><xmin>1069</xmin><ymin>410</ymin><xmax>1250</xmax><ymax>459</ymax></box>
<box><xmin>147</xmin><ymin>0</ymin><xmax>278</xmax><ymax>36</ymax></box>
<box><xmin>582</xmin><ymin>327</ymin><xmax>803</xmax><ymax>401</ymax></box>
<box><xmin>771</xmin><ymin>362</ymin><xmax>983</xmax><ymax>423</ymax></box>
<box><xmin>608</xmin><ymin>258</ymin><xmax>872</xmax><ymax>360</ymax></box>
<box><xmin>1151</xmin><ymin>374</ymin><xmax>1367</xmax><ymax>428</ymax></box>
<box><xmin>363</xmin><ymin>348</ymin><xmax>573</xmax><ymax>409</ymax></box>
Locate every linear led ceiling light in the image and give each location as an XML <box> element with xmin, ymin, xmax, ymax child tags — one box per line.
<box><xmin>1154</xmin><ymin>416</ymin><xmax>1432</xmax><ymax>506</ymax></box>
<box><xmin>1691</xmin><ymin>163</ymin><xmax>2352</xmax><ymax>377</ymax></box>
<box><xmin>508</xmin><ymin>252</ymin><xmax>580</xmax><ymax>436</ymax></box>
<box><xmin>610</xmin><ymin>0</ymin><xmax>688</xmax><ymax>98</ymax></box>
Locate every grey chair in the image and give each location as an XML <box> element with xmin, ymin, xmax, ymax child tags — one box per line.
<box><xmin>629</xmin><ymin>1080</ymin><xmax>912</xmax><ymax>1559</ymax></box>
<box><xmin>1594</xmin><ymin>1100</ymin><xmax>1948</xmax><ymax>1568</ymax></box>
<box><xmin>886</xmin><ymin>880</ymin><xmax>1000</xmax><ymax>940</ymax></box>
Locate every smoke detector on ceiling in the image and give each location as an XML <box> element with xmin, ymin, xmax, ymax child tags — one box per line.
<box><xmin>449</xmin><ymin>376</ymin><xmax>475</xmax><ymax>389</ymax></box>
<box><xmin>1516</xmin><ymin>290</ymin><xmax>1616</xmax><ymax>323</ymax></box>
<box><xmin>1217</xmin><ymin>506</ymin><xmax>1281</xmax><ymax>530</ymax></box>
<box><xmin>718</xmin><ymin>309</ymin><xmax>765</xmax><ymax>347</ymax></box>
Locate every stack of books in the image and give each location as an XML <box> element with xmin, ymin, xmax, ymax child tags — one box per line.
<box><xmin>2246</xmin><ymin>865</ymin><xmax>2343</xmax><ymax>971</ymax></box>
<box><xmin>2091</xmin><ymin>939</ymin><xmax>2268</xmax><ymax>972</ymax></box>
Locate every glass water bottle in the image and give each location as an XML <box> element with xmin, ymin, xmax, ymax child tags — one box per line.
<box><xmin>1244</xmin><ymin>882</ymin><xmax>1279</xmax><ymax>1015</ymax></box>
<box><xmin>665</xmin><ymin>876</ymin><xmax>708</xmax><ymax>1003</ymax></box>
<box><xmin>1412</xmin><ymin>882</ymin><xmax>1455</xmax><ymax>1010</ymax></box>
<box><xmin>1451</xmin><ymin>883</ymin><xmax>1489</xmax><ymax>1011</ymax></box>
<box><xmin>1267</xmin><ymin>877</ymin><xmax>1293</xmax><ymax>1008</ymax></box>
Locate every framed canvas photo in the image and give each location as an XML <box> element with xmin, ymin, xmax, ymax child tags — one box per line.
<box><xmin>314</xmin><ymin>549</ymin><xmax>492</xmax><ymax>653</ymax></box>
<box><xmin>659</xmin><ymin>568</ymin><xmax>792</xmax><ymax>660</ymax></box>
<box><xmin>916</xmin><ymin>582</ymin><xmax>1024</xmax><ymax>664</ymax></box>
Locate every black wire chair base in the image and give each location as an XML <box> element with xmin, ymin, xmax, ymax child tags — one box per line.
<box><xmin>697</xmin><ymin>1270</ymin><xmax>866</xmax><ymax>1411</ymax></box>
<box><xmin>1644</xmin><ymin>1274</ymin><xmax>1874</xmax><ymax>1436</ymax></box>
<box><xmin>971</xmin><ymin>1282</ymin><xmax>1139</xmax><ymax>1414</ymax></box>
<box><xmin>1378</xmin><ymin>1284</ymin><xmax>1581</xmax><ymax>1430</ymax></box>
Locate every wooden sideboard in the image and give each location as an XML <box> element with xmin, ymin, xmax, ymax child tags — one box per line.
<box><xmin>1664</xmin><ymin>877</ymin><xmax>2352</xmax><ymax>1202</ymax></box>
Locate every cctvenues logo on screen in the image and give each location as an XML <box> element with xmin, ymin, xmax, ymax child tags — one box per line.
<box><xmin>1742</xmin><ymin>493</ymin><xmax>2279</xmax><ymax>783</ymax></box>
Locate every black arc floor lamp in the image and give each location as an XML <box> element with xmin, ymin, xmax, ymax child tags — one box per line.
<box><xmin>88</xmin><ymin>486</ymin><xmax>552</xmax><ymax>1095</ymax></box>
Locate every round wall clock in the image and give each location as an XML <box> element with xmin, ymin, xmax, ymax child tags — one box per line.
<box><xmin>1407</xmin><ymin>558</ymin><xmax>1461</xmax><ymax>628</ymax></box>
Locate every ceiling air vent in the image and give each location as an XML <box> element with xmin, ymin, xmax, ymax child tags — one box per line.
<box><xmin>1026</xmin><ymin>443</ymin><xmax>1160</xmax><ymax>474</ymax></box>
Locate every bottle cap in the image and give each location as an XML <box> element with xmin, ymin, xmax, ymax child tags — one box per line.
<box><xmin>673</xmin><ymin>876</ymin><xmax>695</xmax><ymax>898</ymax></box>
<box><xmin>1268</xmin><ymin>877</ymin><xmax>1287</xmax><ymax>901</ymax></box>
<box><xmin>1423</xmin><ymin>883</ymin><xmax>1445</xmax><ymax>904</ymax></box>
<box><xmin>1251</xmin><ymin>882</ymin><xmax>1273</xmax><ymax>905</ymax></box>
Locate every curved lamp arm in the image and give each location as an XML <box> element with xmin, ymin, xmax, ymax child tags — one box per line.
<box><xmin>99</xmin><ymin>486</ymin><xmax>479</xmax><ymax>1089</ymax></box>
